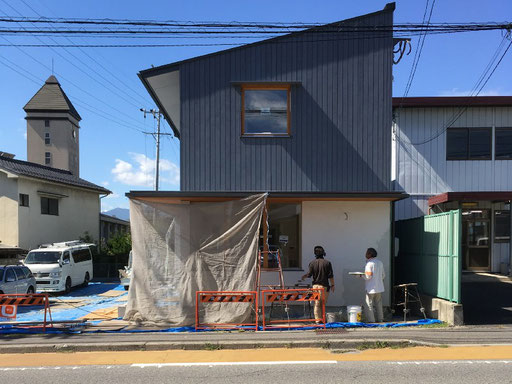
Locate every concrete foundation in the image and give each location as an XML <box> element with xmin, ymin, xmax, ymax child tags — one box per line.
<box><xmin>420</xmin><ymin>294</ymin><xmax>464</xmax><ymax>326</ymax></box>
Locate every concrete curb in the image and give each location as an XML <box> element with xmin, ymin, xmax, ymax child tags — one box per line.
<box><xmin>0</xmin><ymin>339</ymin><xmax>440</xmax><ymax>354</ymax></box>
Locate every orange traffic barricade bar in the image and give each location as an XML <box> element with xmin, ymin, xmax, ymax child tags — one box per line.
<box><xmin>195</xmin><ymin>290</ymin><xmax>258</xmax><ymax>331</ymax></box>
<box><xmin>261</xmin><ymin>288</ymin><xmax>326</xmax><ymax>330</ymax></box>
<box><xmin>0</xmin><ymin>293</ymin><xmax>53</xmax><ymax>332</ymax></box>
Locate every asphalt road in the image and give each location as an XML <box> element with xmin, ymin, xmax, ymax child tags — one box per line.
<box><xmin>1</xmin><ymin>361</ymin><xmax>512</xmax><ymax>384</ymax></box>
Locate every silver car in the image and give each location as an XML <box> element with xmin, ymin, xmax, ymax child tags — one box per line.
<box><xmin>0</xmin><ymin>266</ymin><xmax>37</xmax><ymax>294</ymax></box>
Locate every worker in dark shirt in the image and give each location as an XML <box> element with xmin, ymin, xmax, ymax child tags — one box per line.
<box><xmin>301</xmin><ymin>245</ymin><xmax>334</xmax><ymax>323</ymax></box>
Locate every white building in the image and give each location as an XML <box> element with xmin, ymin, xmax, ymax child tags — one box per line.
<box><xmin>393</xmin><ymin>96</ymin><xmax>512</xmax><ymax>274</ymax></box>
<box><xmin>0</xmin><ymin>76</ymin><xmax>110</xmax><ymax>252</ymax></box>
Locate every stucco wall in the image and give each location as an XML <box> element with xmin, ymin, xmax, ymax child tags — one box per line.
<box><xmin>0</xmin><ymin>171</ymin><xmax>19</xmax><ymax>247</ymax></box>
<box><xmin>271</xmin><ymin>201</ymin><xmax>392</xmax><ymax>308</ymax></box>
<box><xmin>26</xmin><ymin>111</ymin><xmax>80</xmax><ymax>176</ymax></box>
<box><xmin>17</xmin><ymin>178</ymin><xmax>99</xmax><ymax>250</ymax></box>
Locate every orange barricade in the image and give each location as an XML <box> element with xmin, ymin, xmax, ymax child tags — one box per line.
<box><xmin>0</xmin><ymin>293</ymin><xmax>53</xmax><ymax>332</ymax></box>
<box><xmin>195</xmin><ymin>291</ymin><xmax>258</xmax><ymax>331</ymax></box>
<box><xmin>261</xmin><ymin>288</ymin><xmax>326</xmax><ymax>330</ymax></box>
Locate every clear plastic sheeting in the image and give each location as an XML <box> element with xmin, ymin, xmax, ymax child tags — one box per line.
<box><xmin>125</xmin><ymin>193</ymin><xmax>267</xmax><ymax>327</ymax></box>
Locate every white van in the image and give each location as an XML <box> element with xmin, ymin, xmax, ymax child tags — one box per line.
<box><xmin>23</xmin><ymin>241</ymin><xmax>94</xmax><ymax>293</ymax></box>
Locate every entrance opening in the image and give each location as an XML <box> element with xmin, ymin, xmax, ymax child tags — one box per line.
<box><xmin>462</xmin><ymin>209</ymin><xmax>490</xmax><ymax>271</ymax></box>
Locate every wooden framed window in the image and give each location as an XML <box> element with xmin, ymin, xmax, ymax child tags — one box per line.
<box><xmin>241</xmin><ymin>85</ymin><xmax>291</xmax><ymax>137</ymax></box>
<box><xmin>495</xmin><ymin>128</ymin><xmax>512</xmax><ymax>160</ymax></box>
<box><xmin>446</xmin><ymin>128</ymin><xmax>491</xmax><ymax>160</ymax></box>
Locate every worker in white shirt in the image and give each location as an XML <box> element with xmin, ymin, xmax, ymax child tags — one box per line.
<box><xmin>361</xmin><ymin>247</ymin><xmax>385</xmax><ymax>323</ymax></box>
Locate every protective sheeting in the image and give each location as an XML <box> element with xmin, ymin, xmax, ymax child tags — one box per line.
<box><xmin>125</xmin><ymin>193</ymin><xmax>267</xmax><ymax>326</ymax></box>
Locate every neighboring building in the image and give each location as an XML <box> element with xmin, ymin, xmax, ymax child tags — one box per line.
<box><xmin>100</xmin><ymin>213</ymin><xmax>130</xmax><ymax>244</ymax></box>
<box><xmin>24</xmin><ymin>75</ymin><xmax>81</xmax><ymax>176</ymax></box>
<box><xmin>393</xmin><ymin>96</ymin><xmax>512</xmax><ymax>274</ymax></box>
<box><xmin>0</xmin><ymin>75</ymin><xmax>110</xmax><ymax>251</ymax></box>
<box><xmin>131</xmin><ymin>3</ymin><xmax>407</xmax><ymax>308</ymax></box>
<box><xmin>0</xmin><ymin>155</ymin><xmax>109</xmax><ymax>251</ymax></box>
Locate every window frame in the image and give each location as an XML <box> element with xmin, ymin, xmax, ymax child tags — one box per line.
<box><xmin>241</xmin><ymin>84</ymin><xmax>291</xmax><ymax>137</ymax></box>
<box><xmin>446</xmin><ymin>127</ymin><xmax>492</xmax><ymax>161</ymax></box>
<box><xmin>495</xmin><ymin>127</ymin><xmax>512</xmax><ymax>160</ymax></box>
<box><xmin>19</xmin><ymin>193</ymin><xmax>29</xmax><ymax>207</ymax></box>
<box><xmin>45</xmin><ymin>152</ymin><xmax>51</xmax><ymax>165</ymax></box>
<box><xmin>44</xmin><ymin>120</ymin><xmax>50</xmax><ymax>127</ymax></box>
<box><xmin>45</xmin><ymin>132</ymin><xmax>51</xmax><ymax>145</ymax></box>
<box><xmin>40</xmin><ymin>196</ymin><xmax>59</xmax><ymax>216</ymax></box>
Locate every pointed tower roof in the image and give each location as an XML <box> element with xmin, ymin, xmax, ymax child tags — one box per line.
<box><xmin>23</xmin><ymin>75</ymin><xmax>81</xmax><ymax>121</ymax></box>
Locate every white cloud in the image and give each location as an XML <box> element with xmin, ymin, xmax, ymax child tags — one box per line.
<box><xmin>102</xmin><ymin>181</ymin><xmax>110</xmax><ymax>187</ymax></box>
<box><xmin>111</xmin><ymin>152</ymin><xmax>179</xmax><ymax>188</ymax></box>
<box><xmin>439</xmin><ymin>88</ymin><xmax>502</xmax><ymax>97</ymax></box>
<box><xmin>104</xmin><ymin>193</ymin><xmax>120</xmax><ymax>200</ymax></box>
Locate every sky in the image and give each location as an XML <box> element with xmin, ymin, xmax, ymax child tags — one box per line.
<box><xmin>0</xmin><ymin>0</ymin><xmax>511</xmax><ymax>212</ymax></box>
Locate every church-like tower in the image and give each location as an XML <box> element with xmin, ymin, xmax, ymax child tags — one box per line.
<box><xmin>23</xmin><ymin>75</ymin><xmax>81</xmax><ymax>176</ymax></box>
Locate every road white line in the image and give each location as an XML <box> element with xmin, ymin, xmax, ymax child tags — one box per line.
<box><xmin>131</xmin><ymin>361</ymin><xmax>338</xmax><ymax>368</ymax></box>
<box><xmin>387</xmin><ymin>360</ymin><xmax>512</xmax><ymax>365</ymax></box>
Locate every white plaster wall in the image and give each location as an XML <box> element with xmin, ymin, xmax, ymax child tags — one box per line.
<box><xmin>17</xmin><ymin>178</ymin><xmax>100</xmax><ymax>250</ymax></box>
<box><xmin>274</xmin><ymin>201</ymin><xmax>391</xmax><ymax>309</ymax></box>
<box><xmin>0</xmin><ymin>171</ymin><xmax>19</xmax><ymax>247</ymax></box>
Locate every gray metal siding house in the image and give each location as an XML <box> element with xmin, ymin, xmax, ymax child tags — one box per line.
<box><xmin>132</xmin><ymin>4</ymin><xmax>407</xmax><ymax>309</ymax></box>
<box><xmin>140</xmin><ymin>3</ymin><xmax>395</xmax><ymax>193</ymax></box>
<box><xmin>392</xmin><ymin>96</ymin><xmax>512</xmax><ymax>274</ymax></box>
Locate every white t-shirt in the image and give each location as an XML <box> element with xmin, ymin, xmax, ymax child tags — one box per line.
<box><xmin>364</xmin><ymin>258</ymin><xmax>385</xmax><ymax>294</ymax></box>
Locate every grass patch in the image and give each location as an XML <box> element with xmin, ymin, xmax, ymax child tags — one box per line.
<box><xmin>203</xmin><ymin>343</ymin><xmax>222</xmax><ymax>351</ymax></box>
<box><xmin>356</xmin><ymin>341</ymin><xmax>412</xmax><ymax>351</ymax></box>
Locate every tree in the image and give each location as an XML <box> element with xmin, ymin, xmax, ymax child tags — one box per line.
<box><xmin>106</xmin><ymin>232</ymin><xmax>132</xmax><ymax>256</ymax></box>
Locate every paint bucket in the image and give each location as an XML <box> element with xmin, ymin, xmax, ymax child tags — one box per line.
<box><xmin>326</xmin><ymin>312</ymin><xmax>340</xmax><ymax>323</ymax></box>
<box><xmin>347</xmin><ymin>305</ymin><xmax>362</xmax><ymax>323</ymax></box>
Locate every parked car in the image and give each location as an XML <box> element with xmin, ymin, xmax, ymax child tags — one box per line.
<box><xmin>0</xmin><ymin>265</ymin><xmax>37</xmax><ymax>294</ymax></box>
<box><xmin>23</xmin><ymin>240</ymin><xmax>94</xmax><ymax>293</ymax></box>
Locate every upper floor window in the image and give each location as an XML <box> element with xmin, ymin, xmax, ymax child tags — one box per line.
<box><xmin>19</xmin><ymin>193</ymin><xmax>29</xmax><ymax>207</ymax></box>
<box><xmin>446</xmin><ymin>128</ymin><xmax>491</xmax><ymax>160</ymax></box>
<box><xmin>44</xmin><ymin>120</ymin><xmax>50</xmax><ymax>127</ymax></box>
<box><xmin>495</xmin><ymin>128</ymin><xmax>512</xmax><ymax>160</ymax></box>
<box><xmin>45</xmin><ymin>132</ymin><xmax>51</xmax><ymax>145</ymax></box>
<box><xmin>45</xmin><ymin>152</ymin><xmax>51</xmax><ymax>165</ymax></box>
<box><xmin>242</xmin><ymin>85</ymin><xmax>290</xmax><ymax>136</ymax></box>
<box><xmin>41</xmin><ymin>197</ymin><xmax>59</xmax><ymax>216</ymax></box>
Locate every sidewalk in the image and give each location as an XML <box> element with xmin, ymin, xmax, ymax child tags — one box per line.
<box><xmin>1</xmin><ymin>325</ymin><xmax>511</xmax><ymax>354</ymax></box>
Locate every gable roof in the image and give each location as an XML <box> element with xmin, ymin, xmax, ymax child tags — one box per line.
<box><xmin>138</xmin><ymin>3</ymin><xmax>396</xmax><ymax>138</ymax></box>
<box><xmin>23</xmin><ymin>75</ymin><xmax>81</xmax><ymax>121</ymax></box>
<box><xmin>0</xmin><ymin>156</ymin><xmax>110</xmax><ymax>194</ymax></box>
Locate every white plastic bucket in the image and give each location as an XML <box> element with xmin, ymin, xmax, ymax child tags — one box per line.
<box><xmin>347</xmin><ymin>305</ymin><xmax>362</xmax><ymax>323</ymax></box>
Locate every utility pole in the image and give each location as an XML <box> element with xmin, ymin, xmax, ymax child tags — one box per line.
<box><xmin>140</xmin><ymin>108</ymin><xmax>162</xmax><ymax>191</ymax></box>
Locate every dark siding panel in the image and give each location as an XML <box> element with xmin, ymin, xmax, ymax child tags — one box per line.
<box><xmin>180</xmin><ymin>10</ymin><xmax>393</xmax><ymax>192</ymax></box>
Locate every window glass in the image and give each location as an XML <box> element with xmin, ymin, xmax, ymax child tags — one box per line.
<box><xmin>243</xmin><ymin>88</ymin><xmax>289</xmax><ymax>135</ymax></box>
<box><xmin>495</xmin><ymin>210</ymin><xmax>511</xmax><ymax>243</ymax></box>
<box><xmin>45</xmin><ymin>152</ymin><xmax>51</xmax><ymax>165</ymax></box>
<box><xmin>19</xmin><ymin>194</ymin><xmax>29</xmax><ymax>207</ymax></box>
<box><xmin>22</xmin><ymin>267</ymin><xmax>33</xmax><ymax>279</ymax></box>
<box><xmin>45</xmin><ymin>132</ymin><xmax>50</xmax><ymax>145</ymax></box>
<box><xmin>41</xmin><ymin>197</ymin><xmax>59</xmax><ymax>215</ymax></box>
<box><xmin>25</xmin><ymin>251</ymin><xmax>61</xmax><ymax>264</ymax></box>
<box><xmin>13</xmin><ymin>267</ymin><xmax>24</xmax><ymax>280</ymax></box>
<box><xmin>44</xmin><ymin>120</ymin><xmax>50</xmax><ymax>127</ymax></box>
<box><xmin>447</xmin><ymin>129</ymin><xmax>468</xmax><ymax>159</ymax></box>
<box><xmin>63</xmin><ymin>251</ymin><xmax>70</xmax><ymax>262</ymax></box>
<box><xmin>469</xmin><ymin>129</ymin><xmax>491</xmax><ymax>159</ymax></box>
<box><xmin>5</xmin><ymin>268</ymin><xmax>15</xmax><ymax>282</ymax></box>
<box><xmin>496</xmin><ymin>129</ymin><xmax>512</xmax><ymax>159</ymax></box>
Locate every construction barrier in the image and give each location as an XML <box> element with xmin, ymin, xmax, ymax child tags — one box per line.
<box><xmin>195</xmin><ymin>291</ymin><xmax>258</xmax><ymax>331</ymax></box>
<box><xmin>0</xmin><ymin>294</ymin><xmax>53</xmax><ymax>332</ymax></box>
<box><xmin>261</xmin><ymin>288</ymin><xmax>326</xmax><ymax>330</ymax></box>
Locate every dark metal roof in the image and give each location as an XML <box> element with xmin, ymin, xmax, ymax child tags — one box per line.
<box><xmin>138</xmin><ymin>2</ymin><xmax>396</xmax><ymax>139</ymax></box>
<box><xmin>126</xmin><ymin>190</ymin><xmax>408</xmax><ymax>201</ymax></box>
<box><xmin>392</xmin><ymin>96</ymin><xmax>512</xmax><ymax>108</ymax></box>
<box><xmin>100</xmin><ymin>213</ymin><xmax>130</xmax><ymax>225</ymax></box>
<box><xmin>0</xmin><ymin>156</ymin><xmax>110</xmax><ymax>194</ymax></box>
<box><xmin>23</xmin><ymin>75</ymin><xmax>81</xmax><ymax>121</ymax></box>
<box><xmin>428</xmin><ymin>192</ymin><xmax>512</xmax><ymax>206</ymax></box>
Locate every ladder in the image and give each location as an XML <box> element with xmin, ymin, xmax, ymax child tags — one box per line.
<box><xmin>255</xmin><ymin>250</ymin><xmax>285</xmax><ymax>299</ymax></box>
